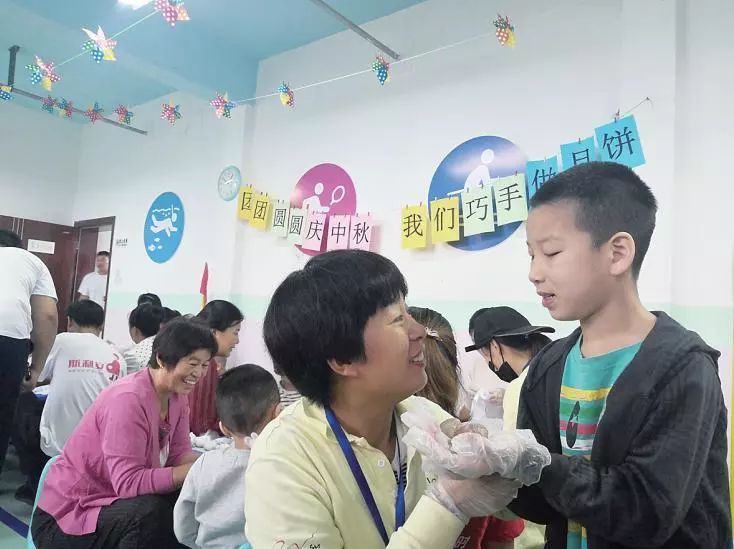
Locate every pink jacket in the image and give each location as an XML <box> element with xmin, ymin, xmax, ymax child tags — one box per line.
<box><xmin>38</xmin><ymin>368</ymin><xmax>192</xmax><ymax>535</ymax></box>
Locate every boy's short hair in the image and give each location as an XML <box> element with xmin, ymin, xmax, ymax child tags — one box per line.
<box><xmin>162</xmin><ymin>307</ymin><xmax>181</xmax><ymax>324</ymax></box>
<box><xmin>137</xmin><ymin>293</ymin><xmax>162</xmax><ymax>307</ymax></box>
<box><xmin>128</xmin><ymin>303</ymin><xmax>165</xmax><ymax>338</ymax></box>
<box><xmin>530</xmin><ymin>161</ymin><xmax>657</xmax><ymax>278</ymax></box>
<box><xmin>97</xmin><ymin>251</ymin><xmax>110</xmax><ymax>258</ymax></box>
<box><xmin>216</xmin><ymin>364</ymin><xmax>280</xmax><ymax>435</ymax></box>
<box><xmin>150</xmin><ymin>318</ymin><xmax>217</xmax><ymax>370</ymax></box>
<box><xmin>263</xmin><ymin>250</ymin><xmax>408</xmax><ymax>407</ymax></box>
<box><xmin>0</xmin><ymin>229</ymin><xmax>22</xmax><ymax>248</ymax></box>
<box><xmin>67</xmin><ymin>300</ymin><xmax>105</xmax><ymax>329</ymax></box>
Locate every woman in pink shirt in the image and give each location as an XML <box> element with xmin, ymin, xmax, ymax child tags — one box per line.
<box><xmin>31</xmin><ymin>318</ymin><xmax>218</xmax><ymax>548</ymax></box>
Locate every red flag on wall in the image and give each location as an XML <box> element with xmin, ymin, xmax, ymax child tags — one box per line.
<box><xmin>200</xmin><ymin>262</ymin><xmax>209</xmax><ymax>310</ymax></box>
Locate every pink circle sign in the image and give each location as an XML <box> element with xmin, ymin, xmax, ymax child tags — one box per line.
<box><xmin>290</xmin><ymin>163</ymin><xmax>357</xmax><ymax>256</ymax></box>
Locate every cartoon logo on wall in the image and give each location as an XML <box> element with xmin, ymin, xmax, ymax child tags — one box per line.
<box><xmin>144</xmin><ymin>192</ymin><xmax>185</xmax><ymax>263</ymax></box>
<box><xmin>428</xmin><ymin>136</ymin><xmax>527</xmax><ymax>251</ymax></box>
<box><xmin>290</xmin><ymin>163</ymin><xmax>357</xmax><ymax>256</ymax></box>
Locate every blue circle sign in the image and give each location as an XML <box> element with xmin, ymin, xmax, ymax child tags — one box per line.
<box><xmin>144</xmin><ymin>192</ymin><xmax>185</xmax><ymax>263</ymax></box>
<box><xmin>428</xmin><ymin>136</ymin><xmax>527</xmax><ymax>251</ymax></box>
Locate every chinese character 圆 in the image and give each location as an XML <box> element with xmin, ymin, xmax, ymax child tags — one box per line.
<box><xmin>289</xmin><ymin>215</ymin><xmax>304</xmax><ymax>235</ymax></box>
<box><xmin>496</xmin><ymin>182</ymin><xmax>523</xmax><ymax>212</ymax></box>
<box><xmin>402</xmin><ymin>213</ymin><xmax>424</xmax><ymax>238</ymax></box>
<box><xmin>601</xmin><ymin>126</ymin><xmax>636</xmax><ymax>161</ymax></box>
<box><xmin>273</xmin><ymin>208</ymin><xmax>287</xmax><ymax>228</ymax></box>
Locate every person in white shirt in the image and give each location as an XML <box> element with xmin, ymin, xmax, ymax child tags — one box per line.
<box><xmin>0</xmin><ymin>229</ymin><xmax>58</xmax><ymax>477</ymax></box>
<box><xmin>39</xmin><ymin>300</ymin><xmax>127</xmax><ymax>457</ymax></box>
<box><xmin>78</xmin><ymin>251</ymin><xmax>109</xmax><ymax>307</ymax></box>
<box><xmin>123</xmin><ymin>303</ymin><xmax>165</xmax><ymax>374</ymax></box>
<box><xmin>174</xmin><ymin>364</ymin><xmax>282</xmax><ymax>549</ymax></box>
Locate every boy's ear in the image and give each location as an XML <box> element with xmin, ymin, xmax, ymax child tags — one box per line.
<box><xmin>608</xmin><ymin>231</ymin><xmax>636</xmax><ymax>277</ymax></box>
<box><xmin>219</xmin><ymin>420</ymin><xmax>234</xmax><ymax>438</ymax></box>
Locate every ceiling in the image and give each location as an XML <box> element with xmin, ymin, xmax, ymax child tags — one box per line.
<box><xmin>0</xmin><ymin>0</ymin><xmax>426</xmax><ymax>115</ymax></box>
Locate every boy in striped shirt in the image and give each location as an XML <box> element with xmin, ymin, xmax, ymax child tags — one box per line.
<box><xmin>508</xmin><ymin>162</ymin><xmax>730</xmax><ymax>548</ymax></box>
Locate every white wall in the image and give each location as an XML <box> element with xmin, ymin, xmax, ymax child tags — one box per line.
<box><xmin>72</xmin><ymin>91</ymin><xmax>252</xmax><ymax>349</ymax></box>
<box><xmin>7</xmin><ymin>0</ymin><xmax>730</xmax><ymax>395</ymax></box>
<box><xmin>0</xmin><ymin>101</ymin><xmax>82</xmax><ymax>225</ymax></box>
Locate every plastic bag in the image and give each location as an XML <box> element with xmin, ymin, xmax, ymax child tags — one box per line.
<box><xmin>402</xmin><ymin>396</ymin><xmax>551</xmax><ymax>485</ymax></box>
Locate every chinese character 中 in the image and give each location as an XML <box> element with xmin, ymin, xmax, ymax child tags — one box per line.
<box><xmin>496</xmin><ymin>183</ymin><xmax>523</xmax><ymax>212</ymax></box>
<box><xmin>402</xmin><ymin>213</ymin><xmax>424</xmax><ymax>238</ymax></box>
<box><xmin>330</xmin><ymin>220</ymin><xmax>347</xmax><ymax>243</ymax></box>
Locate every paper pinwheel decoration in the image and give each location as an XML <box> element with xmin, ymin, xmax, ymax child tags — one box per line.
<box><xmin>493</xmin><ymin>14</ymin><xmax>516</xmax><ymax>48</ymax></box>
<box><xmin>155</xmin><ymin>0</ymin><xmax>190</xmax><ymax>27</ymax></box>
<box><xmin>278</xmin><ymin>82</ymin><xmax>295</xmax><ymax>108</ymax></box>
<box><xmin>372</xmin><ymin>55</ymin><xmax>390</xmax><ymax>85</ymax></box>
<box><xmin>210</xmin><ymin>93</ymin><xmax>236</xmax><ymax>118</ymax></box>
<box><xmin>82</xmin><ymin>26</ymin><xmax>117</xmax><ymax>63</ymax></box>
<box><xmin>41</xmin><ymin>96</ymin><xmax>56</xmax><ymax>114</ymax></box>
<box><xmin>161</xmin><ymin>101</ymin><xmax>182</xmax><ymax>125</ymax></box>
<box><xmin>57</xmin><ymin>98</ymin><xmax>74</xmax><ymax>118</ymax></box>
<box><xmin>26</xmin><ymin>56</ymin><xmax>61</xmax><ymax>91</ymax></box>
<box><xmin>114</xmin><ymin>105</ymin><xmax>134</xmax><ymax>125</ymax></box>
<box><xmin>0</xmin><ymin>85</ymin><xmax>12</xmax><ymax>101</ymax></box>
<box><xmin>85</xmin><ymin>102</ymin><xmax>104</xmax><ymax>124</ymax></box>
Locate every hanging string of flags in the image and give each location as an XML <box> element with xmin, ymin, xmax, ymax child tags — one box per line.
<box><xmin>232</xmin><ymin>106</ymin><xmax>648</xmax><ymax>252</ymax></box>
<box><xmin>235</xmin><ymin>185</ymin><xmax>375</xmax><ymax>253</ymax></box>
<box><xmin>1</xmin><ymin>3</ymin><xmax>521</xmax><ymax>129</ymax></box>
<box><xmin>400</xmin><ymin>111</ymin><xmax>648</xmax><ymax>249</ymax></box>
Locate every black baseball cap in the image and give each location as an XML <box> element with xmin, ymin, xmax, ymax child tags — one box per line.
<box><xmin>465</xmin><ymin>306</ymin><xmax>555</xmax><ymax>352</ymax></box>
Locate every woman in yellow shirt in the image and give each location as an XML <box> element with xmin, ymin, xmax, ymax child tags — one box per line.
<box><xmin>245</xmin><ymin>250</ymin><xmax>522</xmax><ymax>549</ymax></box>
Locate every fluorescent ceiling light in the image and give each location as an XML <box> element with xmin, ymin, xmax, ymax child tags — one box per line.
<box><xmin>119</xmin><ymin>0</ymin><xmax>154</xmax><ymax>9</ymax></box>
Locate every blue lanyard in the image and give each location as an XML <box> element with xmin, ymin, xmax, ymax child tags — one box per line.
<box><xmin>325</xmin><ymin>406</ymin><xmax>406</xmax><ymax>545</ymax></box>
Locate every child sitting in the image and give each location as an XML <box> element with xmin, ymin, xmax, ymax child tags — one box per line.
<box><xmin>173</xmin><ymin>364</ymin><xmax>281</xmax><ymax>548</ymax></box>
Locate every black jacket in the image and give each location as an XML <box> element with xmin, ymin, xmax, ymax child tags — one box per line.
<box><xmin>508</xmin><ymin>312</ymin><xmax>731</xmax><ymax>548</ymax></box>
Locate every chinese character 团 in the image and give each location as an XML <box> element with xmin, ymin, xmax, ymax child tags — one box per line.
<box><xmin>253</xmin><ymin>200</ymin><xmax>268</xmax><ymax>221</ymax></box>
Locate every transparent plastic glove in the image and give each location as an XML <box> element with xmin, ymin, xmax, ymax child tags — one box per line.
<box><xmin>402</xmin><ymin>400</ymin><xmax>551</xmax><ymax>483</ymax></box>
<box><xmin>450</xmin><ymin>430</ymin><xmax>551</xmax><ymax>485</ymax></box>
<box><xmin>429</xmin><ymin>474</ymin><xmax>522</xmax><ymax>523</ymax></box>
<box><xmin>469</xmin><ymin>388</ymin><xmax>506</xmax><ymax>433</ymax></box>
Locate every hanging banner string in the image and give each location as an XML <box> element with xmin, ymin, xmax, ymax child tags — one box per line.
<box><xmin>55</xmin><ymin>9</ymin><xmax>159</xmax><ymax>68</ymax></box>
<box><xmin>233</xmin><ymin>30</ymin><xmax>494</xmax><ymax>105</ymax></box>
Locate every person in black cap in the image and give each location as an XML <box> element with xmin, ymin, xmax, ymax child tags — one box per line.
<box><xmin>466</xmin><ymin>306</ymin><xmax>554</xmax><ymax>383</ymax></box>
<box><xmin>467</xmin><ymin>306</ymin><xmax>555</xmax><ymax>549</ymax></box>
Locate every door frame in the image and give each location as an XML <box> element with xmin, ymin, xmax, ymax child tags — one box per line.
<box><xmin>73</xmin><ymin>216</ymin><xmax>116</xmax><ymax>335</ymax></box>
